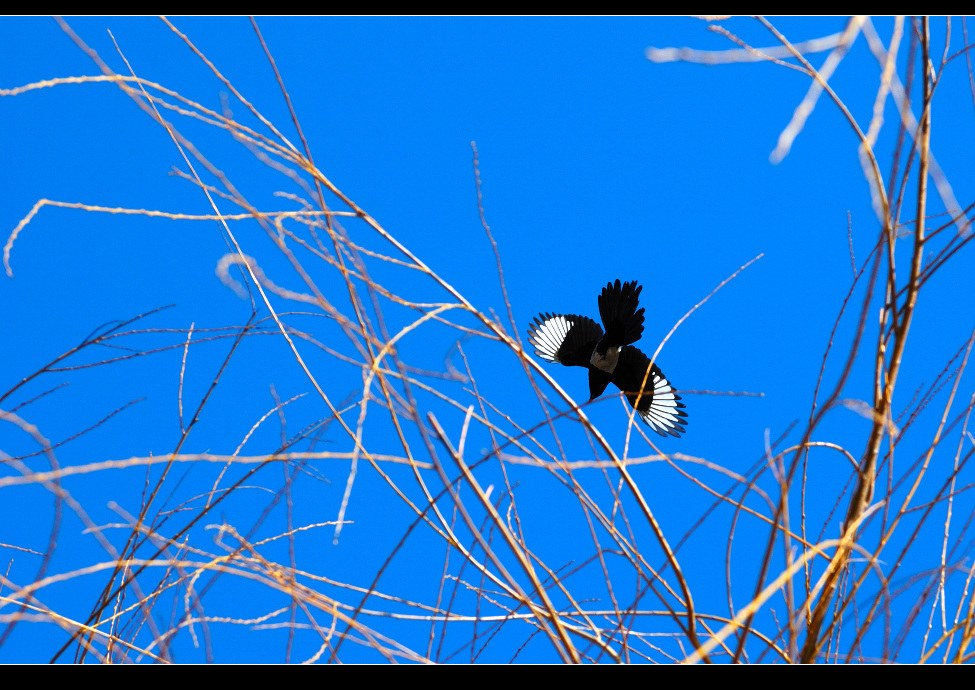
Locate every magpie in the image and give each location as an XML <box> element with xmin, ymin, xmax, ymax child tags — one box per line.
<box><xmin>527</xmin><ymin>279</ymin><xmax>688</xmax><ymax>437</ymax></box>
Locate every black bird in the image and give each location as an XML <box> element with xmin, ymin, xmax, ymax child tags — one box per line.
<box><xmin>527</xmin><ymin>279</ymin><xmax>688</xmax><ymax>437</ymax></box>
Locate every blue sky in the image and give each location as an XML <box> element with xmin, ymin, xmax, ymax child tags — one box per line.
<box><xmin>2</xmin><ymin>16</ymin><xmax>975</xmax><ymax>664</ymax></box>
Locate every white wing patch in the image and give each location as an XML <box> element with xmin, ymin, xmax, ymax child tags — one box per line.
<box><xmin>638</xmin><ymin>372</ymin><xmax>685</xmax><ymax>436</ymax></box>
<box><xmin>528</xmin><ymin>314</ymin><xmax>573</xmax><ymax>363</ymax></box>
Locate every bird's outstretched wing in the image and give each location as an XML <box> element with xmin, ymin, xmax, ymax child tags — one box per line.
<box><xmin>597</xmin><ymin>279</ymin><xmax>645</xmax><ymax>348</ymax></box>
<box><xmin>527</xmin><ymin>313</ymin><xmax>602</xmax><ymax>368</ymax></box>
<box><xmin>612</xmin><ymin>345</ymin><xmax>688</xmax><ymax>437</ymax></box>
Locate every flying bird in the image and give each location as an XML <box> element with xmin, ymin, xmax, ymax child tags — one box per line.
<box><xmin>527</xmin><ymin>279</ymin><xmax>688</xmax><ymax>437</ymax></box>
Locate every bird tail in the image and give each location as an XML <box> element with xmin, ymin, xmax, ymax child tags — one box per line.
<box><xmin>598</xmin><ymin>279</ymin><xmax>645</xmax><ymax>347</ymax></box>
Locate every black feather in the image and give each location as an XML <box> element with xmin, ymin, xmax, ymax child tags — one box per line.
<box><xmin>596</xmin><ymin>279</ymin><xmax>645</xmax><ymax>353</ymax></box>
